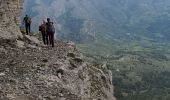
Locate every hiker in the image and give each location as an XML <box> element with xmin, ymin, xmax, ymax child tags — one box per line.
<box><xmin>46</xmin><ymin>18</ymin><xmax>55</xmax><ymax>47</ymax></box>
<box><xmin>23</xmin><ymin>15</ymin><xmax>31</xmax><ymax>35</ymax></box>
<box><xmin>39</xmin><ymin>20</ymin><xmax>48</xmax><ymax>45</ymax></box>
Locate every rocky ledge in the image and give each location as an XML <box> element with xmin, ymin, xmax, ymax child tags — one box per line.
<box><xmin>0</xmin><ymin>37</ymin><xmax>115</xmax><ymax>100</ymax></box>
<box><xmin>0</xmin><ymin>0</ymin><xmax>116</xmax><ymax>100</ymax></box>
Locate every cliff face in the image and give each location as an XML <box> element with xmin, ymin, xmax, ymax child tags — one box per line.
<box><xmin>0</xmin><ymin>0</ymin><xmax>116</xmax><ymax>100</ymax></box>
<box><xmin>0</xmin><ymin>0</ymin><xmax>24</xmax><ymax>39</ymax></box>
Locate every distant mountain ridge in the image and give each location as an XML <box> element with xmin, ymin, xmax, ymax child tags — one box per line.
<box><xmin>23</xmin><ymin>0</ymin><xmax>170</xmax><ymax>43</ymax></box>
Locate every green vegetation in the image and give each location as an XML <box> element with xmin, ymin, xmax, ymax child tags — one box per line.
<box><xmin>78</xmin><ymin>39</ymin><xmax>170</xmax><ymax>100</ymax></box>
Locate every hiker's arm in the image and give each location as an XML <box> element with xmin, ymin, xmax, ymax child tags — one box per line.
<box><xmin>54</xmin><ymin>24</ymin><xmax>58</xmax><ymax>33</ymax></box>
<box><xmin>23</xmin><ymin>17</ymin><xmax>25</xmax><ymax>24</ymax></box>
<box><xmin>39</xmin><ymin>26</ymin><xmax>41</xmax><ymax>32</ymax></box>
<box><xmin>45</xmin><ymin>26</ymin><xmax>47</xmax><ymax>34</ymax></box>
<box><xmin>29</xmin><ymin>18</ymin><xmax>32</xmax><ymax>24</ymax></box>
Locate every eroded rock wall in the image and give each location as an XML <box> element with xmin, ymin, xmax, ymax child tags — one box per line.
<box><xmin>0</xmin><ymin>0</ymin><xmax>24</xmax><ymax>39</ymax></box>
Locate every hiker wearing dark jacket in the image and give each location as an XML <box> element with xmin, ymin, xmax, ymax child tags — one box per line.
<box><xmin>23</xmin><ymin>15</ymin><xmax>31</xmax><ymax>35</ymax></box>
<box><xmin>46</xmin><ymin>18</ymin><xmax>55</xmax><ymax>47</ymax></box>
<box><xmin>39</xmin><ymin>20</ymin><xmax>48</xmax><ymax>45</ymax></box>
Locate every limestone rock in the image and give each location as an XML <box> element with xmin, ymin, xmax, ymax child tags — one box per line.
<box><xmin>0</xmin><ymin>0</ymin><xmax>24</xmax><ymax>40</ymax></box>
<box><xmin>24</xmin><ymin>35</ymin><xmax>40</xmax><ymax>44</ymax></box>
<box><xmin>16</xmin><ymin>40</ymin><xmax>25</xmax><ymax>48</ymax></box>
<box><xmin>67</xmin><ymin>52</ymin><xmax>76</xmax><ymax>58</ymax></box>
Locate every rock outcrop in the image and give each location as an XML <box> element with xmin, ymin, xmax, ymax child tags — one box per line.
<box><xmin>0</xmin><ymin>0</ymin><xmax>24</xmax><ymax>39</ymax></box>
<box><xmin>0</xmin><ymin>0</ymin><xmax>116</xmax><ymax>100</ymax></box>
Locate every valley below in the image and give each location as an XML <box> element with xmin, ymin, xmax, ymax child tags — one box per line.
<box><xmin>79</xmin><ymin>40</ymin><xmax>170</xmax><ymax>100</ymax></box>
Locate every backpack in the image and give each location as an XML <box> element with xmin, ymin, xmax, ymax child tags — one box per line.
<box><xmin>24</xmin><ymin>17</ymin><xmax>31</xmax><ymax>24</ymax></box>
<box><xmin>39</xmin><ymin>24</ymin><xmax>46</xmax><ymax>32</ymax></box>
<box><xmin>27</xmin><ymin>18</ymin><xmax>31</xmax><ymax>24</ymax></box>
<box><xmin>46</xmin><ymin>22</ymin><xmax>55</xmax><ymax>33</ymax></box>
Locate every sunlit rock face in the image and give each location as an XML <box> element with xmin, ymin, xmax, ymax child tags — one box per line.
<box><xmin>0</xmin><ymin>0</ymin><xmax>24</xmax><ymax>39</ymax></box>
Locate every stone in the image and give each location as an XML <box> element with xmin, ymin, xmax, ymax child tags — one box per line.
<box><xmin>67</xmin><ymin>41</ymin><xmax>76</xmax><ymax>51</ymax></box>
<box><xmin>0</xmin><ymin>0</ymin><xmax>24</xmax><ymax>40</ymax></box>
<box><xmin>24</xmin><ymin>35</ymin><xmax>40</xmax><ymax>44</ymax></box>
<box><xmin>69</xmin><ymin>59</ymin><xmax>77</xmax><ymax>68</ymax></box>
<box><xmin>16</xmin><ymin>40</ymin><xmax>25</xmax><ymax>48</ymax></box>
<box><xmin>0</xmin><ymin>47</ymin><xmax>6</xmax><ymax>53</ymax></box>
<box><xmin>27</xmin><ymin>44</ymin><xmax>37</xmax><ymax>49</ymax></box>
<box><xmin>41</xmin><ymin>58</ymin><xmax>48</xmax><ymax>63</ymax></box>
<box><xmin>67</xmin><ymin>52</ymin><xmax>76</xmax><ymax>58</ymax></box>
<box><xmin>6</xmin><ymin>94</ymin><xmax>15</xmax><ymax>100</ymax></box>
<box><xmin>59</xmin><ymin>93</ymin><xmax>64</xmax><ymax>97</ymax></box>
<box><xmin>73</xmin><ymin>57</ymin><xmax>83</xmax><ymax>63</ymax></box>
<box><xmin>15</xmin><ymin>96</ymin><xmax>33</xmax><ymax>100</ymax></box>
<box><xmin>0</xmin><ymin>73</ymin><xmax>5</xmax><ymax>76</ymax></box>
<box><xmin>58</xmin><ymin>73</ymin><xmax>62</xmax><ymax>79</ymax></box>
<box><xmin>56</xmin><ymin>69</ymin><xmax>64</xmax><ymax>78</ymax></box>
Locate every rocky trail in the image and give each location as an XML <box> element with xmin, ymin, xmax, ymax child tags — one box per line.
<box><xmin>0</xmin><ymin>34</ymin><xmax>115</xmax><ymax>100</ymax></box>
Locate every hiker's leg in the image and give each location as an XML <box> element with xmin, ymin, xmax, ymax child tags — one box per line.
<box><xmin>28</xmin><ymin>24</ymin><xmax>31</xmax><ymax>34</ymax></box>
<box><xmin>25</xmin><ymin>25</ymin><xmax>28</xmax><ymax>35</ymax></box>
<box><xmin>42</xmin><ymin>33</ymin><xmax>46</xmax><ymax>45</ymax></box>
<box><xmin>46</xmin><ymin>33</ymin><xmax>50</xmax><ymax>45</ymax></box>
<box><xmin>46</xmin><ymin>34</ymin><xmax>49</xmax><ymax>45</ymax></box>
<box><xmin>49</xmin><ymin>33</ymin><xmax>52</xmax><ymax>45</ymax></box>
<box><xmin>51</xmin><ymin>32</ymin><xmax>54</xmax><ymax>47</ymax></box>
<box><xmin>46</xmin><ymin>34</ymin><xmax>48</xmax><ymax>45</ymax></box>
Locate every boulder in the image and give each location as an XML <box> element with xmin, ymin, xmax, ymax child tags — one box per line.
<box><xmin>24</xmin><ymin>35</ymin><xmax>40</xmax><ymax>44</ymax></box>
<box><xmin>67</xmin><ymin>52</ymin><xmax>76</xmax><ymax>58</ymax></box>
<box><xmin>16</xmin><ymin>40</ymin><xmax>25</xmax><ymax>48</ymax></box>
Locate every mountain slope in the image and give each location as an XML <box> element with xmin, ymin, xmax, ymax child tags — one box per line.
<box><xmin>0</xmin><ymin>0</ymin><xmax>116</xmax><ymax>100</ymax></box>
<box><xmin>23</xmin><ymin>0</ymin><xmax>170</xmax><ymax>43</ymax></box>
<box><xmin>0</xmin><ymin>39</ymin><xmax>116</xmax><ymax>100</ymax></box>
<box><xmin>22</xmin><ymin>1</ymin><xmax>170</xmax><ymax>99</ymax></box>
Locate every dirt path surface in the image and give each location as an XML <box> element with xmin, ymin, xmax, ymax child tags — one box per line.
<box><xmin>0</xmin><ymin>39</ymin><xmax>84</xmax><ymax>100</ymax></box>
<box><xmin>0</xmin><ymin>38</ymin><xmax>115</xmax><ymax>100</ymax></box>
